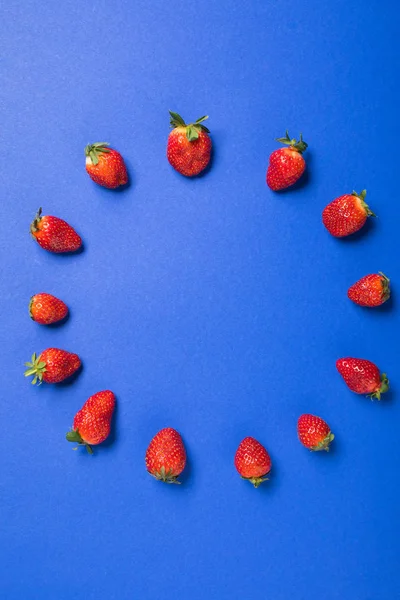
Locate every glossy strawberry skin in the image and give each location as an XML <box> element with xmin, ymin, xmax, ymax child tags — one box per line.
<box><xmin>267</xmin><ymin>147</ymin><xmax>306</xmax><ymax>190</ymax></box>
<box><xmin>348</xmin><ymin>273</ymin><xmax>390</xmax><ymax>307</ymax></box>
<box><xmin>145</xmin><ymin>428</ymin><xmax>186</xmax><ymax>484</ymax></box>
<box><xmin>322</xmin><ymin>191</ymin><xmax>374</xmax><ymax>237</ymax></box>
<box><xmin>297</xmin><ymin>414</ymin><xmax>334</xmax><ymax>451</ymax></box>
<box><xmin>30</xmin><ymin>209</ymin><xmax>82</xmax><ymax>253</ymax></box>
<box><xmin>234</xmin><ymin>437</ymin><xmax>271</xmax><ymax>487</ymax></box>
<box><xmin>24</xmin><ymin>348</ymin><xmax>81</xmax><ymax>384</ymax></box>
<box><xmin>70</xmin><ymin>391</ymin><xmax>115</xmax><ymax>447</ymax></box>
<box><xmin>167</xmin><ymin>128</ymin><xmax>212</xmax><ymax>177</ymax></box>
<box><xmin>85</xmin><ymin>146</ymin><xmax>128</xmax><ymax>189</ymax></box>
<box><xmin>29</xmin><ymin>293</ymin><xmax>68</xmax><ymax>325</ymax></box>
<box><xmin>336</xmin><ymin>357</ymin><xmax>389</xmax><ymax>399</ymax></box>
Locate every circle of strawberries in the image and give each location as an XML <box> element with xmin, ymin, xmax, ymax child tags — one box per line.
<box><xmin>25</xmin><ymin>113</ymin><xmax>391</xmax><ymax>479</ymax></box>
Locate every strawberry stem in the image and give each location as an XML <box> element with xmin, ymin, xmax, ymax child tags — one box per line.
<box><xmin>276</xmin><ymin>130</ymin><xmax>308</xmax><ymax>153</ymax></box>
<box><xmin>169</xmin><ymin>111</ymin><xmax>210</xmax><ymax>142</ymax></box>
<box><xmin>85</xmin><ymin>143</ymin><xmax>110</xmax><ymax>166</ymax></box>
<box><xmin>24</xmin><ymin>352</ymin><xmax>46</xmax><ymax>385</ymax></box>
<box><xmin>310</xmin><ymin>432</ymin><xmax>335</xmax><ymax>452</ymax></box>
<box><xmin>243</xmin><ymin>476</ymin><xmax>269</xmax><ymax>488</ymax></box>
<box><xmin>66</xmin><ymin>429</ymin><xmax>94</xmax><ymax>454</ymax></box>
<box><xmin>369</xmin><ymin>374</ymin><xmax>390</xmax><ymax>400</ymax></box>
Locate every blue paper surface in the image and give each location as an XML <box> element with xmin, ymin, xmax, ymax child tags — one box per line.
<box><xmin>1</xmin><ymin>1</ymin><xmax>399</xmax><ymax>598</ymax></box>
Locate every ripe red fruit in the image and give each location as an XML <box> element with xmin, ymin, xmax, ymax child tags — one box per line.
<box><xmin>322</xmin><ymin>190</ymin><xmax>375</xmax><ymax>237</ymax></box>
<box><xmin>30</xmin><ymin>208</ymin><xmax>82</xmax><ymax>253</ymax></box>
<box><xmin>297</xmin><ymin>414</ymin><xmax>334</xmax><ymax>451</ymax></box>
<box><xmin>234</xmin><ymin>436</ymin><xmax>272</xmax><ymax>488</ymax></box>
<box><xmin>266</xmin><ymin>131</ymin><xmax>308</xmax><ymax>191</ymax></box>
<box><xmin>336</xmin><ymin>357</ymin><xmax>389</xmax><ymax>400</ymax></box>
<box><xmin>66</xmin><ymin>390</ymin><xmax>116</xmax><ymax>454</ymax></box>
<box><xmin>348</xmin><ymin>273</ymin><xmax>390</xmax><ymax>307</ymax></box>
<box><xmin>29</xmin><ymin>293</ymin><xmax>68</xmax><ymax>325</ymax></box>
<box><xmin>85</xmin><ymin>142</ymin><xmax>128</xmax><ymax>189</ymax></box>
<box><xmin>145</xmin><ymin>427</ymin><xmax>186</xmax><ymax>484</ymax></box>
<box><xmin>24</xmin><ymin>348</ymin><xmax>81</xmax><ymax>385</ymax></box>
<box><xmin>167</xmin><ymin>111</ymin><xmax>212</xmax><ymax>177</ymax></box>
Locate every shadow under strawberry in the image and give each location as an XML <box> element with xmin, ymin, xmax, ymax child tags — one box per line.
<box><xmin>55</xmin><ymin>363</ymin><xmax>83</xmax><ymax>387</ymax></box>
<box><xmin>335</xmin><ymin>216</ymin><xmax>375</xmax><ymax>242</ymax></box>
<box><xmin>99</xmin><ymin>399</ymin><xmax>118</xmax><ymax>451</ymax></box>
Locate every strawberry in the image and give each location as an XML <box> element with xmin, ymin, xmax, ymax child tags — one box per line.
<box><xmin>29</xmin><ymin>293</ymin><xmax>68</xmax><ymax>325</ymax></box>
<box><xmin>167</xmin><ymin>111</ymin><xmax>212</xmax><ymax>177</ymax></box>
<box><xmin>30</xmin><ymin>208</ymin><xmax>82</xmax><ymax>253</ymax></box>
<box><xmin>66</xmin><ymin>390</ymin><xmax>115</xmax><ymax>454</ymax></box>
<box><xmin>297</xmin><ymin>414</ymin><xmax>334</xmax><ymax>451</ymax></box>
<box><xmin>348</xmin><ymin>273</ymin><xmax>390</xmax><ymax>307</ymax></box>
<box><xmin>322</xmin><ymin>190</ymin><xmax>375</xmax><ymax>237</ymax></box>
<box><xmin>234</xmin><ymin>436</ymin><xmax>272</xmax><ymax>488</ymax></box>
<box><xmin>336</xmin><ymin>358</ymin><xmax>389</xmax><ymax>399</ymax></box>
<box><xmin>24</xmin><ymin>348</ymin><xmax>81</xmax><ymax>385</ymax></box>
<box><xmin>145</xmin><ymin>427</ymin><xmax>186</xmax><ymax>484</ymax></box>
<box><xmin>266</xmin><ymin>131</ymin><xmax>308</xmax><ymax>190</ymax></box>
<box><xmin>85</xmin><ymin>142</ymin><xmax>128</xmax><ymax>189</ymax></box>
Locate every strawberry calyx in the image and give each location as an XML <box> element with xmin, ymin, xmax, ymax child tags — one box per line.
<box><xmin>85</xmin><ymin>142</ymin><xmax>111</xmax><ymax>166</ymax></box>
<box><xmin>66</xmin><ymin>429</ymin><xmax>94</xmax><ymax>455</ymax></box>
<box><xmin>24</xmin><ymin>352</ymin><xmax>47</xmax><ymax>385</ymax></box>
<box><xmin>149</xmin><ymin>465</ymin><xmax>181</xmax><ymax>484</ymax></box>
<box><xmin>28</xmin><ymin>296</ymin><xmax>34</xmax><ymax>319</ymax></box>
<box><xmin>276</xmin><ymin>130</ymin><xmax>308</xmax><ymax>153</ymax></box>
<box><xmin>169</xmin><ymin>111</ymin><xmax>210</xmax><ymax>142</ymax></box>
<box><xmin>242</xmin><ymin>475</ymin><xmax>269</xmax><ymax>488</ymax></box>
<box><xmin>352</xmin><ymin>190</ymin><xmax>376</xmax><ymax>217</ymax></box>
<box><xmin>379</xmin><ymin>272</ymin><xmax>391</xmax><ymax>302</ymax></box>
<box><xmin>310</xmin><ymin>432</ymin><xmax>335</xmax><ymax>452</ymax></box>
<box><xmin>30</xmin><ymin>207</ymin><xmax>43</xmax><ymax>237</ymax></box>
<box><xmin>368</xmin><ymin>373</ymin><xmax>390</xmax><ymax>400</ymax></box>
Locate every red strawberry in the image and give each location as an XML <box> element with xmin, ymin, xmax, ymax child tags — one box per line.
<box><xmin>336</xmin><ymin>357</ymin><xmax>389</xmax><ymax>399</ymax></box>
<box><xmin>348</xmin><ymin>273</ymin><xmax>390</xmax><ymax>307</ymax></box>
<box><xmin>145</xmin><ymin>427</ymin><xmax>186</xmax><ymax>484</ymax></box>
<box><xmin>24</xmin><ymin>348</ymin><xmax>81</xmax><ymax>385</ymax></box>
<box><xmin>167</xmin><ymin>111</ymin><xmax>212</xmax><ymax>177</ymax></box>
<box><xmin>322</xmin><ymin>190</ymin><xmax>375</xmax><ymax>237</ymax></box>
<box><xmin>234</xmin><ymin>436</ymin><xmax>272</xmax><ymax>488</ymax></box>
<box><xmin>29</xmin><ymin>293</ymin><xmax>68</xmax><ymax>325</ymax></box>
<box><xmin>66</xmin><ymin>390</ymin><xmax>116</xmax><ymax>454</ymax></box>
<box><xmin>266</xmin><ymin>131</ymin><xmax>308</xmax><ymax>191</ymax></box>
<box><xmin>85</xmin><ymin>142</ymin><xmax>128</xmax><ymax>189</ymax></box>
<box><xmin>297</xmin><ymin>414</ymin><xmax>334</xmax><ymax>451</ymax></box>
<box><xmin>30</xmin><ymin>208</ymin><xmax>82</xmax><ymax>253</ymax></box>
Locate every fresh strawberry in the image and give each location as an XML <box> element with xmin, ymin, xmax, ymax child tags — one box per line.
<box><xmin>266</xmin><ymin>131</ymin><xmax>308</xmax><ymax>190</ymax></box>
<box><xmin>322</xmin><ymin>190</ymin><xmax>375</xmax><ymax>237</ymax></box>
<box><xmin>167</xmin><ymin>111</ymin><xmax>212</xmax><ymax>177</ymax></box>
<box><xmin>66</xmin><ymin>390</ymin><xmax>115</xmax><ymax>454</ymax></box>
<box><xmin>297</xmin><ymin>414</ymin><xmax>334</xmax><ymax>451</ymax></box>
<box><xmin>29</xmin><ymin>293</ymin><xmax>68</xmax><ymax>325</ymax></box>
<box><xmin>348</xmin><ymin>273</ymin><xmax>390</xmax><ymax>307</ymax></box>
<box><xmin>336</xmin><ymin>357</ymin><xmax>389</xmax><ymax>399</ymax></box>
<box><xmin>145</xmin><ymin>427</ymin><xmax>186</xmax><ymax>484</ymax></box>
<box><xmin>30</xmin><ymin>208</ymin><xmax>82</xmax><ymax>253</ymax></box>
<box><xmin>85</xmin><ymin>142</ymin><xmax>128</xmax><ymax>189</ymax></box>
<box><xmin>24</xmin><ymin>348</ymin><xmax>81</xmax><ymax>385</ymax></box>
<box><xmin>234</xmin><ymin>436</ymin><xmax>272</xmax><ymax>488</ymax></box>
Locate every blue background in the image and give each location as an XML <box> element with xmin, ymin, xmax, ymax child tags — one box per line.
<box><xmin>1</xmin><ymin>1</ymin><xmax>399</xmax><ymax>598</ymax></box>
